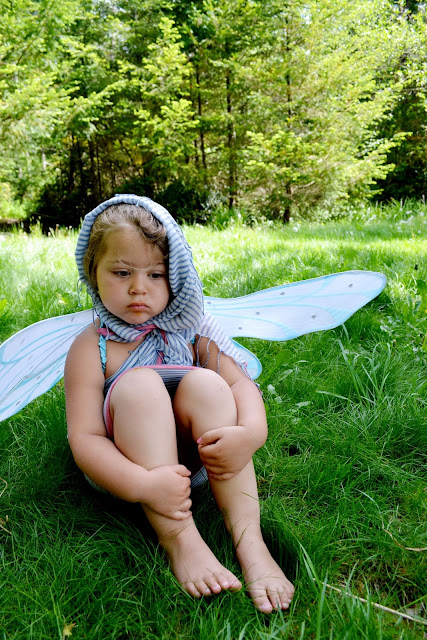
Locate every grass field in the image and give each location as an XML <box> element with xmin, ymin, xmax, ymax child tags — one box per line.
<box><xmin>0</xmin><ymin>206</ymin><xmax>426</xmax><ymax>639</ymax></box>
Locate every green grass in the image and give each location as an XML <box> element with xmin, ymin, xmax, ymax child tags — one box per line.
<box><xmin>0</xmin><ymin>210</ymin><xmax>426</xmax><ymax>639</ymax></box>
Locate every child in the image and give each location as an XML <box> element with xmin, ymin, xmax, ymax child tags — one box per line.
<box><xmin>64</xmin><ymin>195</ymin><xmax>295</xmax><ymax>613</ymax></box>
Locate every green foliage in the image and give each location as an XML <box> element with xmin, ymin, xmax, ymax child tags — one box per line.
<box><xmin>374</xmin><ymin>4</ymin><xmax>427</xmax><ymax>201</ymax></box>
<box><xmin>0</xmin><ymin>0</ymin><xmax>80</xmax><ymax>201</ymax></box>
<box><xmin>1</xmin><ymin>0</ymin><xmax>427</xmax><ymax>225</ymax></box>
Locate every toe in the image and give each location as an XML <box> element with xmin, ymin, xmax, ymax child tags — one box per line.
<box><xmin>194</xmin><ymin>579</ymin><xmax>214</xmax><ymax>597</ymax></box>
<box><xmin>228</xmin><ymin>576</ymin><xmax>242</xmax><ymax>591</ymax></box>
<box><xmin>279</xmin><ymin>594</ymin><xmax>291</xmax><ymax>609</ymax></box>
<box><xmin>215</xmin><ymin>570</ymin><xmax>242</xmax><ymax>592</ymax></box>
<box><xmin>204</xmin><ymin>575</ymin><xmax>222</xmax><ymax>594</ymax></box>
<box><xmin>280</xmin><ymin>586</ymin><xmax>294</xmax><ymax>608</ymax></box>
<box><xmin>269</xmin><ymin>585</ymin><xmax>293</xmax><ymax>611</ymax></box>
<box><xmin>257</xmin><ymin>598</ymin><xmax>274</xmax><ymax>614</ymax></box>
<box><xmin>269</xmin><ymin>588</ymin><xmax>286</xmax><ymax>611</ymax></box>
<box><xmin>181</xmin><ymin>581</ymin><xmax>201</xmax><ymax>598</ymax></box>
<box><xmin>223</xmin><ymin>571</ymin><xmax>242</xmax><ymax>591</ymax></box>
<box><xmin>249</xmin><ymin>586</ymin><xmax>274</xmax><ymax>613</ymax></box>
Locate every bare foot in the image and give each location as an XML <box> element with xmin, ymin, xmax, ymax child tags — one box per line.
<box><xmin>236</xmin><ymin>536</ymin><xmax>294</xmax><ymax>613</ymax></box>
<box><xmin>161</xmin><ymin>521</ymin><xmax>242</xmax><ymax>598</ymax></box>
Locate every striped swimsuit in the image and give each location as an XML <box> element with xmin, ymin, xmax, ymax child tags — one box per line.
<box><xmin>97</xmin><ymin>314</ymin><xmax>248</xmax><ymax>491</ymax></box>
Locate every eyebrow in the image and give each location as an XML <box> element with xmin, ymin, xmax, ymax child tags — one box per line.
<box><xmin>106</xmin><ymin>259</ymin><xmax>166</xmax><ymax>268</ymax></box>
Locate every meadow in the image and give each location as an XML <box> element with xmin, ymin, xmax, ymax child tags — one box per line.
<box><xmin>0</xmin><ymin>204</ymin><xmax>426</xmax><ymax>639</ymax></box>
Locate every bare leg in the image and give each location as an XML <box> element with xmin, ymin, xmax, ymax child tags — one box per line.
<box><xmin>210</xmin><ymin>461</ymin><xmax>295</xmax><ymax>613</ymax></box>
<box><xmin>174</xmin><ymin>369</ymin><xmax>295</xmax><ymax>613</ymax></box>
<box><xmin>109</xmin><ymin>368</ymin><xmax>241</xmax><ymax>597</ymax></box>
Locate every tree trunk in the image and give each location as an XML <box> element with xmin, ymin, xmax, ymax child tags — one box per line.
<box><xmin>195</xmin><ymin>63</ymin><xmax>207</xmax><ymax>171</ymax></box>
<box><xmin>226</xmin><ymin>68</ymin><xmax>236</xmax><ymax>209</ymax></box>
<box><xmin>88</xmin><ymin>139</ymin><xmax>98</xmax><ymax>201</ymax></box>
<box><xmin>285</xmin><ymin>14</ymin><xmax>292</xmax><ymax>118</ymax></box>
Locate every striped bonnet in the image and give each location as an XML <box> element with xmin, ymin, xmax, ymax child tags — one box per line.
<box><xmin>75</xmin><ymin>194</ymin><xmax>204</xmax><ymax>366</ymax></box>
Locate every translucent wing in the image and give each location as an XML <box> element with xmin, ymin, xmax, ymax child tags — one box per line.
<box><xmin>204</xmin><ymin>271</ymin><xmax>386</xmax><ymax>340</ymax></box>
<box><xmin>0</xmin><ymin>270</ymin><xmax>386</xmax><ymax>422</ymax></box>
<box><xmin>0</xmin><ymin>310</ymin><xmax>92</xmax><ymax>422</ymax></box>
<box><xmin>230</xmin><ymin>339</ymin><xmax>262</xmax><ymax>380</ymax></box>
<box><xmin>0</xmin><ymin>312</ymin><xmax>261</xmax><ymax>422</ymax></box>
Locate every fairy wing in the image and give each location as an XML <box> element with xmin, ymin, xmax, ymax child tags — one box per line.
<box><xmin>0</xmin><ymin>312</ymin><xmax>262</xmax><ymax>422</ymax></box>
<box><xmin>0</xmin><ymin>307</ymin><xmax>259</xmax><ymax>422</ymax></box>
<box><xmin>0</xmin><ymin>270</ymin><xmax>386</xmax><ymax>422</ymax></box>
<box><xmin>204</xmin><ymin>270</ymin><xmax>386</xmax><ymax>341</ymax></box>
<box><xmin>0</xmin><ymin>310</ymin><xmax>92</xmax><ymax>422</ymax></box>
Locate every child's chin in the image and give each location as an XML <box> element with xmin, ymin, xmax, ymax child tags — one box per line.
<box><xmin>127</xmin><ymin>311</ymin><xmax>152</xmax><ymax>324</ymax></box>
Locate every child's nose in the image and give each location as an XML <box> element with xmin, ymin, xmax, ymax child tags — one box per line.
<box><xmin>129</xmin><ymin>273</ymin><xmax>147</xmax><ymax>294</ymax></box>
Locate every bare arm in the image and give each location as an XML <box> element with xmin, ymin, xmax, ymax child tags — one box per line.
<box><xmin>65</xmin><ymin>327</ymin><xmax>191</xmax><ymax>514</ymax></box>
<box><xmin>195</xmin><ymin>336</ymin><xmax>268</xmax><ymax>478</ymax></box>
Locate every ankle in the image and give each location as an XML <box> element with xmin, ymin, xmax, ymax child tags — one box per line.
<box><xmin>157</xmin><ymin>519</ymin><xmax>198</xmax><ymax>551</ymax></box>
<box><xmin>231</xmin><ymin>521</ymin><xmax>263</xmax><ymax>552</ymax></box>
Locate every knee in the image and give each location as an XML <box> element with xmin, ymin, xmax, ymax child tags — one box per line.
<box><xmin>110</xmin><ymin>368</ymin><xmax>170</xmax><ymax>408</ymax></box>
<box><xmin>174</xmin><ymin>368</ymin><xmax>237</xmax><ymax>423</ymax></box>
<box><xmin>179</xmin><ymin>368</ymin><xmax>231</xmax><ymax>398</ymax></box>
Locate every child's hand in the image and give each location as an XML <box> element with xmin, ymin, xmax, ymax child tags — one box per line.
<box><xmin>197</xmin><ymin>426</ymin><xmax>253</xmax><ymax>480</ymax></box>
<box><xmin>143</xmin><ymin>464</ymin><xmax>192</xmax><ymax>520</ymax></box>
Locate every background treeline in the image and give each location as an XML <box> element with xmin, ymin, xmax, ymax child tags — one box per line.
<box><xmin>2</xmin><ymin>0</ymin><xmax>427</xmax><ymax>227</ymax></box>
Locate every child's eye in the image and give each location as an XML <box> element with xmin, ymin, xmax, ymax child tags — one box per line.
<box><xmin>114</xmin><ymin>270</ymin><xmax>130</xmax><ymax>277</ymax></box>
<box><xmin>150</xmin><ymin>272</ymin><xmax>166</xmax><ymax>279</ymax></box>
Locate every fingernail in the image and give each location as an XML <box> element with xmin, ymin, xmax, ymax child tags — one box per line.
<box><xmin>196</xmin><ymin>437</ymin><xmax>202</xmax><ymax>444</ymax></box>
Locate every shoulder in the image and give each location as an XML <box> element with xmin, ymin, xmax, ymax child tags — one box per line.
<box><xmin>65</xmin><ymin>323</ymin><xmax>103</xmax><ymax>381</ymax></box>
<box><xmin>195</xmin><ymin>312</ymin><xmax>250</xmax><ymax>383</ymax></box>
<box><xmin>66</xmin><ymin>322</ymin><xmax>99</xmax><ymax>357</ymax></box>
<box><xmin>195</xmin><ymin>334</ymin><xmax>247</xmax><ymax>386</ymax></box>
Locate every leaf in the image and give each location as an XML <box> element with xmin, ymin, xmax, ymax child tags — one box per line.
<box><xmin>416</xmin><ymin>279</ymin><xmax>427</xmax><ymax>296</ymax></box>
<box><xmin>62</xmin><ymin>623</ymin><xmax>76</xmax><ymax>639</ymax></box>
<box><xmin>316</xmin><ymin>390</ymin><xmax>349</xmax><ymax>401</ymax></box>
<box><xmin>416</xmin><ymin>279</ymin><xmax>427</xmax><ymax>311</ymax></box>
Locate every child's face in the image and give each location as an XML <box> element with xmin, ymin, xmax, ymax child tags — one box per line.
<box><xmin>95</xmin><ymin>226</ymin><xmax>170</xmax><ymax>324</ymax></box>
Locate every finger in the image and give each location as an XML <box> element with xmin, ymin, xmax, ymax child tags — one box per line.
<box><xmin>174</xmin><ymin>465</ymin><xmax>192</xmax><ymax>476</ymax></box>
<box><xmin>183</xmin><ymin>498</ymin><xmax>192</xmax><ymax>511</ymax></box>
<box><xmin>182</xmin><ymin>477</ymin><xmax>191</xmax><ymax>491</ymax></box>
<box><xmin>207</xmin><ymin>471</ymin><xmax>236</xmax><ymax>481</ymax></box>
<box><xmin>203</xmin><ymin>459</ymin><xmax>230</xmax><ymax>473</ymax></box>
<box><xmin>198</xmin><ymin>447</ymin><xmax>223</xmax><ymax>466</ymax></box>
<box><xmin>198</xmin><ymin>443</ymin><xmax>220</xmax><ymax>458</ymax></box>
<box><xmin>171</xmin><ymin>510</ymin><xmax>192</xmax><ymax>520</ymax></box>
<box><xmin>196</xmin><ymin>429</ymin><xmax>222</xmax><ymax>446</ymax></box>
<box><xmin>201</xmin><ymin>462</ymin><xmax>223</xmax><ymax>475</ymax></box>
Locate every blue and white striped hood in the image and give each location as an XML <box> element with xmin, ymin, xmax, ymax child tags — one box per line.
<box><xmin>75</xmin><ymin>194</ymin><xmax>204</xmax><ymax>365</ymax></box>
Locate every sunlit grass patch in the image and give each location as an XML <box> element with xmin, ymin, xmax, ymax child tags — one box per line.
<box><xmin>0</xmin><ymin>213</ymin><xmax>426</xmax><ymax>639</ymax></box>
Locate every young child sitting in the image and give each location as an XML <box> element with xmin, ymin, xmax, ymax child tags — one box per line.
<box><xmin>64</xmin><ymin>195</ymin><xmax>295</xmax><ymax>613</ymax></box>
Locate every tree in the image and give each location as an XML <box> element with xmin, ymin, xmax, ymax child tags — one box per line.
<box><xmin>374</xmin><ymin>3</ymin><xmax>427</xmax><ymax>201</ymax></box>
<box><xmin>242</xmin><ymin>0</ymin><xmax>407</xmax><ymax>219</ymax></box>
<box><xmin>0</xmin><ymin>0</ymin><xmax>422</xmax><ymax>225</ymax></box>
<box><xmin>0</xmin><ymin>0</ymin><xmax>79</xmax><ymax>205</ymax></box>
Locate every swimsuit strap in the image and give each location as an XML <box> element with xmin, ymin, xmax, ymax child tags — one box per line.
<box><xmin>98</xmin><ymin>322</ymin><xmax>107</xmax><ymax>375</ymax></box>
<box><xmin>97</xmin><ymin>322</ymin><xmax>168</xmax><ymax>377</ymax></box>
